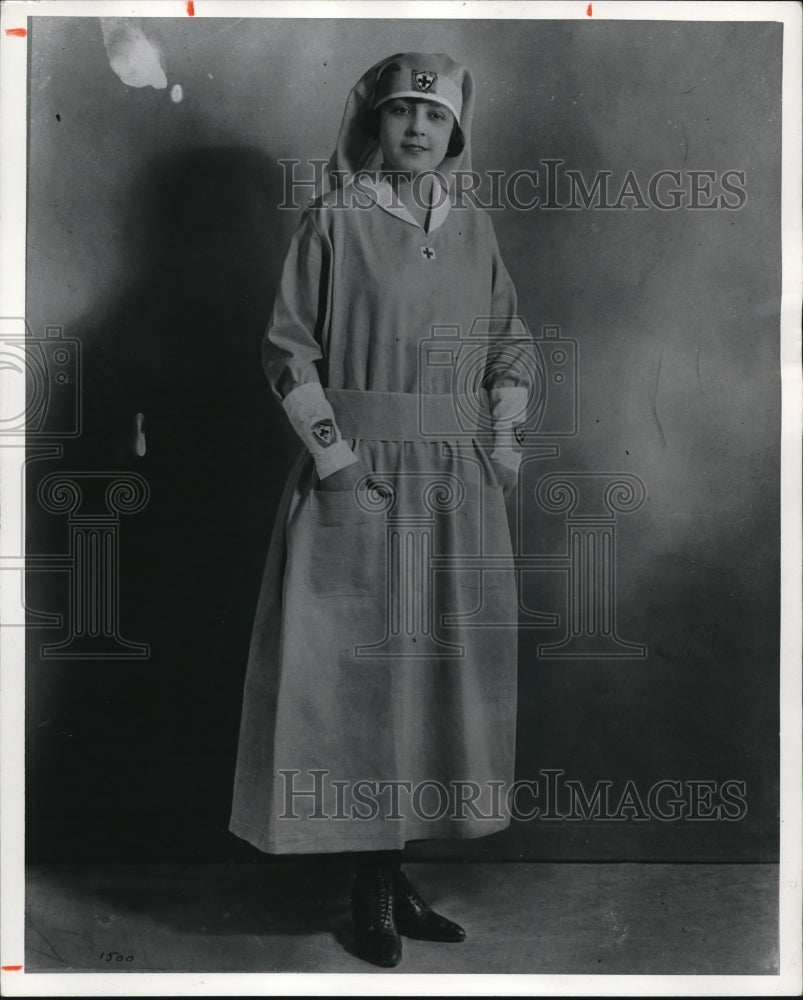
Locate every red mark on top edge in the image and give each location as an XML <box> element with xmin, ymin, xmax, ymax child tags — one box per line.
<box><xmin>5</xmin><ymin>27</ymin><xmax>27</xmax><ymax>37</ymax></box>
<box><xmin>2</xmin><ymin>965</ymin><xmax>23</xmax><ymax>971</ymax></box>
<box><xmin>586</xmin><ymin>2</ymin><xmax>593</xmax><ymax>14</ymax></box>
<box><xmin>187</xmin><ymin>1</ymin><xmax>195</xmax><ymax>14</ymax></box>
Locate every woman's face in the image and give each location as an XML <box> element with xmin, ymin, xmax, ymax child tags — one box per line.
<box><xmin>378</xmin><ymin>97</ymin><xmax>455</xmax><ymax>176</ymax></box>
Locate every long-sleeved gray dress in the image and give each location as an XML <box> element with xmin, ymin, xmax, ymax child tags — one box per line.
<box><xmin>230</xmin><ymin>177</ymin><xmax>535</xmax><ymax>853</ymax></box>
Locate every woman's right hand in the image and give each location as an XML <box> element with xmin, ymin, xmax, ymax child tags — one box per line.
<box><xmin>318</xmin><ymin>460</ymin><xmax>368</xmax><ymax>492</ymax></box>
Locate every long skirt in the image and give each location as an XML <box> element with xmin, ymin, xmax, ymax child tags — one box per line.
<box><xmin>229</xmin><ymin>390</ymin><xmax>518</xmax><ymax>854</ymax></box>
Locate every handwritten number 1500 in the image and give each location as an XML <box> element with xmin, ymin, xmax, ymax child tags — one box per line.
<box><xmin>98</xmin><ymin>951</ymin><xmax>134</xmax><ymax>962</ymax></box>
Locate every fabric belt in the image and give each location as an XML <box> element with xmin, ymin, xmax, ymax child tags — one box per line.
<box><xmin>325</xmin><ymin>388</ymin><xmax>484</xmax><ymax>441</ymax></box>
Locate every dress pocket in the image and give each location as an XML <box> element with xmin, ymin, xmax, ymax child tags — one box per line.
<box><xmin>304</xmin><ymin>489</ymin><xmax>385</xmax><ymax>597</ymax></box>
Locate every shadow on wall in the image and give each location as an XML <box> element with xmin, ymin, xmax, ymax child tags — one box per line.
<box><xmin>27</xmin><ymin>146</ymin><xmax>300</xmax><ymax>863</ymax></box>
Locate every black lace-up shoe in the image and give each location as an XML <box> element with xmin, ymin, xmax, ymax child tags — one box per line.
<box><xmin>351</xmin><ymin>866</ymin><xmax>402</xmax><ymax>967</ymax></box>
<box><xmin>393</xmin><ymin>869</ymin><xmax>466</xmax><ymax>942</ymax></box>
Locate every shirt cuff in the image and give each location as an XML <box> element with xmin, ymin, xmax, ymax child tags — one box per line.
<box><xmin>281</xmin><ymin>381</ymin><xmax>358</xmax><ymax>472</ymax></box>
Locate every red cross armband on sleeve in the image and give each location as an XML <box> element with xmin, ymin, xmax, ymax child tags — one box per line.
<box><xmin>281</xmin><ymin>382</ymin><xmax>360</xmax><ymax>479</ymax></box>
<box><xmin>488</xmin><ymin>386</ymin><xmax>528</xmax><ymax>475</ymax></box>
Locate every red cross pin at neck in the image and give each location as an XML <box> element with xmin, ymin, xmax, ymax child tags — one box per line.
<box><xmin>420</xmin><ymin>246</ymin><xmax>436</xmax><ymax>260</ymax></box>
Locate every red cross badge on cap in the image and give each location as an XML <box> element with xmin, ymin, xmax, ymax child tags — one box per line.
<box><xmin>412</xmin><ymin>70</ymin><xmax>436</xmax><ymax>93</ymax></box>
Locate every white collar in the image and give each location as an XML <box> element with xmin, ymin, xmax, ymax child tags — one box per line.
<box><xmin>354</xmin><ymin>172</ymin><xmax>452</xmax><ymax>234</ymax></box>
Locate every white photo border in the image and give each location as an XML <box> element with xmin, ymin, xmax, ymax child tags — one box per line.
<box><xmin>1</xmin><ymin>1</ymin><xmax>800</xmax><ymax>996</ymax></box>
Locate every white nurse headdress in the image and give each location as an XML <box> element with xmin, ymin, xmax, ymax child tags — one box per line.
<box><xmin>318</xmin><ymin>51</ymin><xmax>475</xmax><ymax>197</ymax></box>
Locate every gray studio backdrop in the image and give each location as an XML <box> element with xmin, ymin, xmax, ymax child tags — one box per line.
<box><xmin>25</xmin><ymin>16</ymin><xmax>781</xmax><ymax>863</ymax></box>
